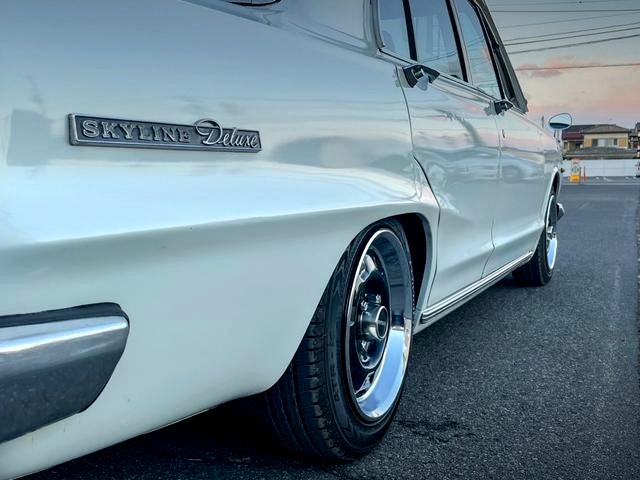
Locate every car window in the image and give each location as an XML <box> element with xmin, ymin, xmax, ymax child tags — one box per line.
<box><xmin>454</xmin><ymin>0</ymin><xmax>502</xmax><ymax>99</ymax></box>
<box><xmin>408</xmin><ymin>0</ymin><xmax>463</xmax><ymax>79</ymax></box>
<box><xmin>378</xmin><ymin>0</ymin><xmax>412</xmax><ymax>60</ymax></box>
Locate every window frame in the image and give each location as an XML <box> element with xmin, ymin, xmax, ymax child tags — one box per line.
<box><xmin>444</xmin><ymin>0</ymin><xmax>472</xmax><ymax>85</ymax></box>
<box><xmin>372</xmin><ymin>0</ymin><xmax>469</xmax><ymax>83</ymax></box>
<box><xmin>458</xmin><ymin>0</ymin><xmax>530</xmax><ymax>112</ymax></box>
<box><xmin>372</xmin><ymin>0</ymin><xmax>528</xmax><ymax>112</ymax></box>
<box><xmin>472</xmin><ymin>1</ymin><xmax>523</xmax><ymax>109</ymax></box>
<box><xmin>225</xmin><ymin>0</ymin><xmax>280</xmax><ymax>5</ymax></box>
<box><xmin>407</xmin><ymin>0</ymin><xmax>468</xmax><ymax>82</ymax></box>
<box><xmin>372</xmin><ymin>0</ymin><xmax>415</xmax><ymax>63</ymax></box>
<box><xmin>450</xmin><ymin>0</ymin><xmax>505</xmax><ymax>101</ymax></box>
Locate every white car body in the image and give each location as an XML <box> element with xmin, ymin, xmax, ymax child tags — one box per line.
<box><xmin>0</xmin><ymin>0</ymin><xmax>562</xmax><ymax>477</ymax></box>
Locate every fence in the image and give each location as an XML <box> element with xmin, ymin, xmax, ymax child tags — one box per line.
<box><xmin>561</xmin><ymin>159</ymin><xmax>639</xmax><ymax>178</ymax></box>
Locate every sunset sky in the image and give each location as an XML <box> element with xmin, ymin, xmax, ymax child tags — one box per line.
<box><xmin>485</xmin><ymin>0</ymin><xmax>640</xmax><ymax>129</ymax></box>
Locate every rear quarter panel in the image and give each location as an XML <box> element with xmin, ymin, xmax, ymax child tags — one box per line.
<box><xmin>0</xmin><ymin>0</ymin><xmax>438</xmax><ymax>477</ymax></box>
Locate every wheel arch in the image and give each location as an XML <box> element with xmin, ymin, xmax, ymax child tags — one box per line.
<box><xmin>540</xmin><ymin>169</ymin><xmax>562</xmax><ymax>225</ymax></box>
<box><xmin>552</xmin><ymin>171</ymin><xmax>561</xmax><ymax>195</ymax></box>
<box><xmin>331</xmin><ymin>212</ymin><xmax>434</xmax><ymax>324</ymax></box>
<box><xmin>393</xmin><ymin>213</ymin><xmax>433</xmax><ymax>317</ymax></box>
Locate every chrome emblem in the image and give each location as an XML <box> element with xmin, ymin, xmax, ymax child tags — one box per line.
<box><xmin>68</xmin><ymin>115</ymin><xmax>261</xmax><ymax>153</ymax></box>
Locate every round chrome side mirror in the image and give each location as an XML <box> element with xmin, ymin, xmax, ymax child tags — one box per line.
<box><xmin>549</xmin><ymin>113</ymin><xmax>572</xmax><ymax>130</ymax></box>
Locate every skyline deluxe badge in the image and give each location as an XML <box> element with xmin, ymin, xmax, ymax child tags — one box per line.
<box><xmin>68</xmin><ymin>115</ymin><xmax>261</xmax><ymax>153</ymax></box>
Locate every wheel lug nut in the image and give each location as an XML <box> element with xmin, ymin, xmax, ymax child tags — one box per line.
<box><xmin>364</xmin><ymin>293</ymin><xmax>382</xmax><ymax>305</ymax></box>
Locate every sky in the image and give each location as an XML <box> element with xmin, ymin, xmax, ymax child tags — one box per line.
<box><xmin>485</xmin><ymin>0</ymin><xmax>640</xmax><ymax>129</ymax></box>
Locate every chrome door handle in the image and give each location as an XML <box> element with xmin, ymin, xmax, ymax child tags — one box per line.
<box><xmin>493</xmin><ymin>99</ymin><xmax>514</xmax><ymax>115</ymax></box>
<box><xmin>403</xmin><ymin>64</ymin><xmax>440</xmax><ymax>88</ymax></box>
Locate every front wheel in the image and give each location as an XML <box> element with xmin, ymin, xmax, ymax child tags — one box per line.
<box><xmin>261</xmin><ymin>220</ymin><xmax>414</xmax><ymax>460</ymax></box>
<box><xmin>513</xmin><ymin>188</ymin><xmax>558</xmax><ymax>286</ymax></box>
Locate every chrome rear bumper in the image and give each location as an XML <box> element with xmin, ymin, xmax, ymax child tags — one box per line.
<box><xmin>0</xmin><ymin>303</ymin><xmax>129</xmax><ymax>443</ymax></box>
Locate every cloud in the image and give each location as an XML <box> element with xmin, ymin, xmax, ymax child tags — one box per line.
<box><xmin>515</xmin><ymin>57</ymin><xmax>599</xmax><ymax>78</ymax></box>
<box><xmin>519</xmin><ymin>60</ymin><xmax>640</xmax><ymax>127</ymax></box>
<box><xmin>525</xmin><ymin>68</ymin><xmax>563</xmax><ymax>78</ymax></box>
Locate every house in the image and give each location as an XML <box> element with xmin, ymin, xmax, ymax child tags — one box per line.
<box><xmin>562</xmin><ymin>123</ymin><xmax>638</xmax><ymax>161</ymax></box>
<box><xmin>562</xmin><ymin>124</ymin><xmax>630</xmax><ymax>150</ymax></box>
<box><xmin>630</xmin><ymin>123</ymin><xmax>640</xmax><ymax>150</ymax></box>
<box><xmin>582</xmin><ymin>124</ymin><xmax>630</xmax><ymax>148</ymax></box>
<box><xmin>562</xmin><ymin>124</ymin><xmax>595</xmax><ymax>151</ymax></box>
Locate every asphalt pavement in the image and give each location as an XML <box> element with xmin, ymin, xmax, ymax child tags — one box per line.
<box><xmin>27</xmin><ymin>185</ymin><xmax>640</xmax><ymax>480</ymax></box>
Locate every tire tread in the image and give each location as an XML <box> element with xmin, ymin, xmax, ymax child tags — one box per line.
<box><xmin>259</xmin><ymin>220</ymin><xmax>413</xmax><ymax>461</ymax></box>
<box><xmin>512</xmin><ymin>188</ymin><xmax>556</xmax><ymax>286</ymax></box>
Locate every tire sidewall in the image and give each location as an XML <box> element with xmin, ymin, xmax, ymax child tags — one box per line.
<box><xmin>539</xmin><ymin>191</ymin><xmax>556</xmax><ymax>282</ymax></box>
<box><xmin>323</xmin><ymin>220</ymin><xmax>414</xmax><ymax>455</ymax></box>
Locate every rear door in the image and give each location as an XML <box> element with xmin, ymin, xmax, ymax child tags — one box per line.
<box><xmin>456</xmin><ymin>1</ymin><xmax>549</xmax><ymax>271</ymax></box>
<box><xmin>379</xmin><ymin>0</ymin><xmax>501</xmax><ymax>305</ymax></box>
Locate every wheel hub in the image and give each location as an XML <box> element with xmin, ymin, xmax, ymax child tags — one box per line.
<box><xmin>356</xmin><ymin>294</ymin><xmax>389</xmax><ymax>369</ymax></box>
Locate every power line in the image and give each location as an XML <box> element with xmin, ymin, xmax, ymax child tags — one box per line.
<box><xmin>490</xmin><ymin>0</ymin><xmax>630</xmax><ymax>5</ymax></box>
<box><xmin>490</xmin><ymin>0</ymin><xmax>631</xmax><ymax>4</ymax></box>
<box><xmin>516</xmin><ymin>63</ymin><xmax>640</xmax><ymax>70</ymax></box>
<box><xmin>509</xmin><ymin>32</ymin><xmax>640</xmax><ymax>54</ymax></box>
<box><xmin>505</xmin><ymin>25</ymin><xmax>640</xmax><ymax>46</ymax></box>
<box><xmin>499</xmin><ymin>12</ymin><xmax>640</xmax><ymax>29</ymax></box>
<box><xmin>493</xmin><ymin>8</ymin><xmax>640</xmax><ymax>13</ymax></box>
<box><xmin>504</xmin><ymin>20</ymin><xmax>640</xmax><ymax>42</ymax></box>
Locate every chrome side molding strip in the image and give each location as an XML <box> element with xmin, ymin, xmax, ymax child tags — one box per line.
<box><xmin>0</xmin><ymin>303</ymin><xmax>129</xmax><ymax>443</ymax></box>
<box><xmin>420</xmin><ymin>252</ymin><xmax>533</xmax><ymax>327</ymax></box>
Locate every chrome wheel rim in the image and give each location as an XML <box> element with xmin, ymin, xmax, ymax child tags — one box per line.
<box><xmin>345</xmin><ymin>229</ymin><xmax>412</xmax><ymax>421</ymax></box>
<box><xmin>546</xmin><ymin>195</ymin><xmax>558</xmax><ymax>271</ymax></box>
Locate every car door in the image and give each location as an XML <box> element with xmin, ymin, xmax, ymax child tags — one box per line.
<box><xmin>452</xmin><ymin>0</ymin><xmax>547</xmax><ymax>273</ymax></box>
<box><xmin>489</xmin><ymin>108</ymin><xmax>547</xmax><ymax>272</ymax></box>
<box><xmin>379</xmin><ymin>0</ymin><xmax>501</xmax><ymax>305</ymax></box>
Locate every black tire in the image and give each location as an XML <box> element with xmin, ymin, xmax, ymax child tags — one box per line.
<box><xmin>513</xmin><ymin>188</ymin><xmax>558</xmax><ymax>286</ymax></box>
<box><xmin>260</xmin><ymin>219</ymin><xmax>414</xmax><ymax>460</ymax></box>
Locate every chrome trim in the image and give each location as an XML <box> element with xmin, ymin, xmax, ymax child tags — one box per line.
<box><xmin>0</xmin><ymin>313</ymin><xmax>129</xmax><ymax>443</ymax></box>
<box><xmin>545</xmin><ymin>195</ymin><xmax>558</xmax><ymax>271</ymax></box>
<box><xmin>345</xmin><ymin>229</ymin><xmax>413</xmax><ymax>421</ymax></box>
<box><xmin>420</xmin><ymin>252</ymin><xmax>533</xmax><ymax>326</ymax></box>
<box><xmin>68</xmin><ymin>114</ymin><xmax>262</xmax><ymax>153</ymax></box>
<box><xmin>371</xmin><ymin>0</ymin><xmax>386</xmax><ymax>51</ymax></box>
<box><xmin>557</xmin><ymin>202</ymin><xmax>565</xmax><ymax>222</ymax></box>
<box><xmin>372</xmin><ymin>0</ymin><xmax>415</xmax><ymax>64</ymax></box>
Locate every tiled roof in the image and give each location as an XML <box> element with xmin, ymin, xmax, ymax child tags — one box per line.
<box><xmin>563</xmin><ymin>132</ymin><xmax>585</xmax><ymax>141</ymax></box>
<box><xmin>563</xmin><ymin>124</ymin><xmax>597</xmax><ymax>134</ymax></box>
<box><xmin>583</xmin><ymin>124</ymin><xmax>630</xmax><ymax>134</ymax></box>
<box><xmin>561</xmin><ymin>124</ymin><xmax>597</xmax><ymax>140</ymax></box>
